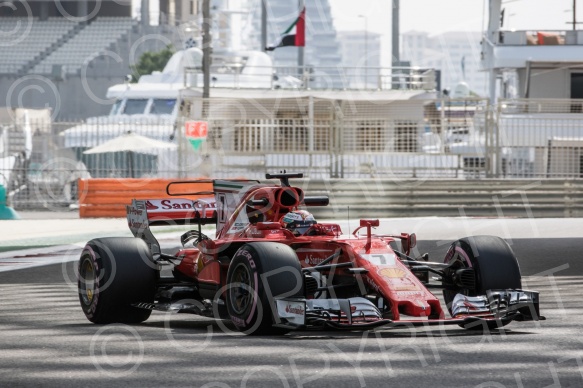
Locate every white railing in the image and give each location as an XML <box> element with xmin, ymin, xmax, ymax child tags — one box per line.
<box><xmin>183</xmin><ymin>65</ymin><xmax>437</xmax><ymax>91</ymax></box>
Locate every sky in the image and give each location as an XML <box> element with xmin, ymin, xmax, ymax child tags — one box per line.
<box><xmin>132</xmin><ymin>0</ymin><xmax>582</xmax><ymax>66</ymax></box>
<box><xmin>332</xmin><ymin>0</ymin><xmax>581</xmax><ymax>35</ymax></box>
<box><xmin>134</xmin><ymin>0</ymin><xmax>583</xmax><ymax>35</ymax></box>
<box><xmin>330</xmin><ymin>0</ymin><xmax>581</xmax><ymax>67</ymax></box>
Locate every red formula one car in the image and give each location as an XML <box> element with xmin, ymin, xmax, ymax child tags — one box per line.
<box><xmin>77</xmin><ymin>172</ymin><xmax>543</xmax><ymax>334</ymax></box>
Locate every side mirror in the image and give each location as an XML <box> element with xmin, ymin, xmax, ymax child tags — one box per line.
<box><xmin>359</xmin><ymin>219</ymin><xmax>379</xmax><ymax>227</ymax></box>
<box><xmin>401</xmin><ymin>233</ymin><xmax>416</xmax><ymax>255</ymax></box>
<box><xmin>409</xmin><ymin>233</ymin><xmax>417</xmax><ymax>249</ymax></box>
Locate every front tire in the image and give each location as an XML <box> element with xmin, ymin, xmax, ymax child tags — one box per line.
<box><xmin>443</xmin><ymin>235</ymin><xmax>522</xmax><ymax>330</ymax></box>
<box><xmin>78</xmin><ymin>237</ymin><xmax>158</xmax><ymax>324</ymax></box>
<box><xmin>226</xmin><ymin>242</ymin><xmax>304</xmax><ymax>335</ymax></box>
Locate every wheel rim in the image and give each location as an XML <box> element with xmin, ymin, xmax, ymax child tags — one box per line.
<box><xmin>444</xmin><ymin>248</ymin><xmax>469</xmax><ymax>311</ymax></box>
<box><xmin>229</xmin><ymin>262</ymin><xmax>253</xmax><ymax>315</ymax></box>
<box><xmin>79</xmin><ymin>257</ymin><xmax>96</xmax><ymax>305</ymax></box>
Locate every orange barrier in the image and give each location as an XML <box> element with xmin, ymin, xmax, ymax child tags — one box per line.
<box><xmin>78</xmin><ymin>178</ymin><xmax>213</xmax><ymax>218</ymax></box>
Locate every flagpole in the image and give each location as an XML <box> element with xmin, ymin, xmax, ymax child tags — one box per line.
<box><xmin>392</xmin><ymin>0</ymin><xmax>400</xmax><ymax>67</ymax></box>
<box><xmin>202</xmin><ymin>0</ymin><xmax>211</xmax><ymax>99</ymax></box>
<box><xmin>298</xmin><ymin>0</ymin><xmax>304</xmax><ymax>72</ymax></box>
<box><xmin>261</xmin><ymin>0</ymin><xmax>267</xmax><ymax>52</ymax></box>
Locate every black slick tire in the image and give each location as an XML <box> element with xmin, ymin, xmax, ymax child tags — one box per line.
<box><xmin>443</xmin><ymin>235</ymin><xmax>522</xmax><ymax>330</ymax></box>
<box><xmin>78</xmin><ymin>237</ymin><xmax>157</xmax><ymax>324</ymax></box>
<box><xmin>225</xmin><ymin>242</ymin><xmax>304</xmax><ymax>335</ymax></box>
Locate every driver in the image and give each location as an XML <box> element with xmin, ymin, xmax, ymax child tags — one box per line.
<box><xmin>281</xmin><ymin>210</ymin><xmax>317</xmax><ymax>236</ymax></box>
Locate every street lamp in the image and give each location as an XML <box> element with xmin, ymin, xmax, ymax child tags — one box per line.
<box><xmin>358</xmin><ymin>14</ymin><xmax>368</xmax><ymax>88</ymax></box>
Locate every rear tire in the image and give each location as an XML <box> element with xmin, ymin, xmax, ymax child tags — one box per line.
<box><xmin>443</xmin><ymin>235</ymin><xmax>522</xmax><ymax>330</ymax></box>
<box><xmin>78</xmin><ymin>237</ymin><xmax>158</xmax><ymax>324</ymax></box>
<box><xmin>226</xmin><ymin>242</ymin><xmax>304</xmax><ymax>335</ymax></box>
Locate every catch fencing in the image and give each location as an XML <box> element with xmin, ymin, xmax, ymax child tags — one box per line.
<box><xmin>177</xmin><ymin>96</ymin><xmax>490</xmax><ymax>180</ymax></box>
<box><xmin>496</xmin><ymin>99</ymin><xmax>583</xmax><ymax>178</ymax></box>
<box><xmin>2</xmin><ymin>97</ymin><xmax>583</xmax><ymax>211</ymax></box>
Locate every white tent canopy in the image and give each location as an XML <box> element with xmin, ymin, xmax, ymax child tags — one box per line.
<box><xmin>83</xmin><ymin>132</ymin><xmax>176</xmax><ymax>155</ymax></box>
<box><xmin>82</xmin><ymin>132</ymin><xmax>178</xmax><ymax>178</ymax></box>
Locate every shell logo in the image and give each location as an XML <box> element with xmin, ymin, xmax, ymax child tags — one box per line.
<box><xmin>379</xmin><ymin>268</ymin><xmax>406</xmax><ymax>278</ymax></box>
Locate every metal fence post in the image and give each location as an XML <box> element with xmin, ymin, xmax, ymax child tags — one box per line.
<box><xmin>176</xmin><ymin>115</ymin><xmax>184</xmax><ymax>178</ymax></box>
<box><xmin>495</xmin><ymin>100</ymin><xmax>501</xmax><ymax>178</ymax></box>
<box><xmin>439</xmin><ymin>97</ymin><xmax>446</xmax><ymax>153</ymax></box>
<box><xmin>485</xmin><ymin>100</ymin><xmax>492</xmax><ymax>178</ymax></box>
<box><xmin>308</xmin><ymin>95</ymin><xmax>314</xmax><ymax>152</ymax></box>
<box><xmin>337</xmin><ymin>101</ymin><xmax>344</xmax><ymax>178</ymax></box>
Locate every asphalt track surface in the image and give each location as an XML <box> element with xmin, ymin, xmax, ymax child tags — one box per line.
<box><xmin>0</xmin><ymin>218</ymin><xmax>582</xmax><ymax>387</ymax></box>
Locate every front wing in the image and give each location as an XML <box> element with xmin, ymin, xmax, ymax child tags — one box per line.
<box><xmin>273</xmin><ymin>289</ymin><xmax>543</xmax><ymax>331</ymax></box>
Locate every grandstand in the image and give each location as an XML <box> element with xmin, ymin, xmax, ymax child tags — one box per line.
<box><xmin>0</xmin><ymin>1</ymin><xmax>178</xmax><ymax>119</ymax></box>
<box><xmin>0</xmin><ymin>17</ymin><xmax>79</xmax><ymax>74</ymax></box>
<box><xmin>0</xmin><ymin>16</ymin><xmax>138</xmax><ymax>76</ymax></box>
<box><xmin>31</xmin><ymin>17</ymin><xmax>138</xmax><ymax>75</ymax></box>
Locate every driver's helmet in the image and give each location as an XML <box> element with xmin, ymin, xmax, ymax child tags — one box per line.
<box><xmin>281</xmin><ymin>210</ymin><xmax>317</xmax><ymax>236</ymax></box>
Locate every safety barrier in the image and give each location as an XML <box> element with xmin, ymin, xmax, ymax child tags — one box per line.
<box><xmin>78</xmin><ymin>178</ymin><xmax>583</xmax><ymax>219</ymax></box>
<box><xmin>77</xmin><ymin>178</ymin><xmax>212</xmax><ymax>218</ymax></box>
<box><xmin>294</xmin><ymin>179</ymin><xmax>583</xmax><ymax>219</ymax></box>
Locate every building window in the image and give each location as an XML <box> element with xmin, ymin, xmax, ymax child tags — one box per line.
<box><xmin>233</xmin><ymin>120</ymin><xmax>261</xmax><ymax>152</ymax></box>
<box><xmin>207</xmin><ymin>122</ymin><xmax>223</xmax><ymax>150</ymax></box>
<box><xmin>356</xmin><ymin>120</ymin><xmax>385</xmax><ymax>152</ymax></box>
<box><xmin>274</xmin><ymin>119</ymin><xmax>308</xmax><ymax>152</ymax></box>
<box><xmin>394</xmin><ymin>121</ymin><xmax>418</xmax><ymax>152</ymax></box>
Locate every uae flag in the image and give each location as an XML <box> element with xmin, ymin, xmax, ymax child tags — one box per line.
<box><xmin>265</xmin><ymin>7</ymin><xmax>305</xmax><ymax>51</ymax></box>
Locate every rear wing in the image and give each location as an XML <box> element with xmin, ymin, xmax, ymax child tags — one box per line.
<box><xmin>126</xmin><ymin>197</ymin><xmax>216</xmax><ymax>256</ymax></box>
<box><xmin>127</xmin><ymin>198</ymin><xmax>217</xmax><ymax>227</ymax></box>
<box><xmin>125</xmin><ymin>178</ymin><xmax>256</xmax><ymax>253</ymax></box>
<box><xmin>126</xmin><ymin>178</ymin><xmax>258</xmax><ymax>228</ymax></box>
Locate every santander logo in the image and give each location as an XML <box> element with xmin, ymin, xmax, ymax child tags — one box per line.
<box><xmin>285</xmin><ymin>304</ymin><xmax>305</xmax><ymax>315</ymax></box>
<box><xmin>145</xmin><ymin>201</ymin><xmax>159</xmax><ymax>210</ymax></box>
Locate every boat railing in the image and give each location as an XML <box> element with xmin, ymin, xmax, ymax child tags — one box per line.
<box><xmin>491</xmin><ymin>29</ymin><xmax>583</xmax><ymax>46</ymax></box>
<box><xmin>498</xmin><ymin>98</ymin><xmax>583</xmax><ymax>114</ymax></box>
<box><xmin>183</xmin><ymin>65</ymin><xmax>437</xmax><ymax>91</ymax></box>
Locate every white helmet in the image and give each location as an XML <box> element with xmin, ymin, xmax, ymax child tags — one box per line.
<box><xmin>281</xmin><ymin>210</ymin><xmax>317</xmax><ymax>236</ymax></box>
